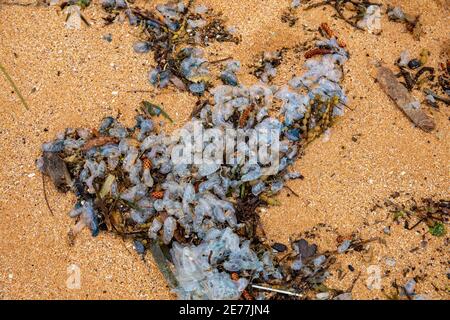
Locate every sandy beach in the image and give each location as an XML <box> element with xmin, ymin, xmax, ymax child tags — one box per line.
<box><xmin>0</xmin><ymin>0</ymin><xmax>449</xmax><ymax>299</ymax></box>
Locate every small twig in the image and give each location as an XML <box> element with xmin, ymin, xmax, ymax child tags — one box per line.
<box><xmin>0</xmin><ymin>1</ymin><xmax>42</xmax><ymax>6</ymax></box>
<box><xmin>80</xmin><ymin>12</ymin><xmax>91</xmax><ymax>27</ymax></box>
<box><xmin>285</xmin><ymin>185</ymin><xmax>300</xmax><ymax>197</ymax></box>
<box><xmin>41</xmin><ymin>173</ymin><xmax>54</xmax><ymax>216</ymax></box>
<box><xmin>0</xmin><ymin>61</ymin><xmax>29</xmax><ymax>110</ymax></box>
<box><xmin>346</xmin><ymin>271</ymin><xmax>361</xmax><ymax>292</ymax></box>
<box><xmin>251</xmin><ymin>284</ymin><xmax>303</xmax><ymax>297</ymax></box>
<box><xmin>377</xmin><ymin>66</ymin><xmax>435</xmax><ymax>132</ymax></box>
<box><xmin>349</xmin><ymin>0</ymin><xmax>381</xmax><ymax>6</ymax></box>
<box><xmin>306</xmin><ymin>0</ymin><xmax>367</xmax><ymax>31</ymax></box>
<box><xmin>406</xmin><ymin>217</ymin><xmax>425</xmax><ymax>231</ymax></box>
<box><xmin>305</xmin><ymin>0</ymin><xmax>330</xmax><ymax>10</ymax></box>
<box><xmin>209</xmin><ymin>56</ymin><xmax>233</xmax><ymax>64</ymax></box>
<box><xmin>125</xmin><ymin>89</ymin><xmax>153</xmax><ymax>93</ymax></box>
<box><xmin>334</xmin><ymin>0</ymin><xmax>364</xmax><ymax>30</ymax></box>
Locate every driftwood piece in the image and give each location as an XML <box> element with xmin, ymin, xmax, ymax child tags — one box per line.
<box><xmin>376</xmin><ymin>66</ymin><xmax>435</xmax><ymax>132</ymax></box>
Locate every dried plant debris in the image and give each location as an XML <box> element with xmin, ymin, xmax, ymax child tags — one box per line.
<box><xmin>281</xmin><ymin>0</ymin><xmax>302</xmax><ymax>27</ymax></box>
<box><xmin>375</xmin><ymin>195</ymin><xmax>450</xmax><ymax>299</ymax></box>
<box><xmin>386</xmin><ymin>5</ymin><xmax>423</xmax><ymax>40</ymax></box>
<box><xmin>395</xmin><ymin>49</ymin><xmax>450</xmax><ymax>108</ymax></box>
<box><xmin>305</xmin><ymin>0</ymin><xmax>382</xmax><ymax>33</ymax></box>
<box><xmin>59</xmin><ymin>0</ymin><xmax>91</xmax><ymax>9</ymax></box>
<box><xmin>256</xmin><ymin>225</ymin><xmax>384</xmax><ymax>300</ymax></box>
<box><xmin>100</xmin><ymin>1</ymin><xmax>240</xmax><ymax>94</ymax></box>
<box><xmin>37</xmin><ymin>28</ymin><xmax>352</xmax><ymax>299</ymax></box>
<box><xmin>251</xmin><ymin>50</ymin><xmax>285</xmax><ymax>83</ymax></box>
<box><xmin>385</xmin><ymin>197</ymin><xmax>449</xmax><ymax>237</ymax></box>
<box><xmin>258</xmin><ymin>238</ymin><xmax>338</xmax><ymax>300</ymax></box>
<box><xmin>0</xmin><ymin>62</ymin><xmax>29</xmax><ymax>110</ymax></box>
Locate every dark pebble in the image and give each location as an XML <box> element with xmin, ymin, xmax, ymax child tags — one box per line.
<box><xmin>408</xmin><ymin>59</ymin><xmax>421</xmax><ymax>69</ymax></box>
<box><xmin>348</xmin><ymin>264</ymin><xmax>355</xmax><ymax>272</ymax></box>
<box><xmin>103</xmin><ymin>33</ymin><xmax>113</xmax><ymax>43</ymax></box>
<box><xmin>272</xmin><ymin>242</ymin><xmax>287</xmax><ymax>252</ymax></box>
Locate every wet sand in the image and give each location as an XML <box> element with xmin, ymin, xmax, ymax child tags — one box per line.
<box><xmin>0</xmin><ymin>0</ymin><xmax>449</xmax><ymax>299</ymax></box>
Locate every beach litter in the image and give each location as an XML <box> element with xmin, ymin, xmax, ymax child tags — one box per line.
<box><xmin>281</xmin><ymin>0</ymin><xmax>302</xmax><ymax>26</ymax></box>
<box><xmin>103</xmin><ymin>0</ymin><xmax>240</xmax><ymax>94</ymax></box>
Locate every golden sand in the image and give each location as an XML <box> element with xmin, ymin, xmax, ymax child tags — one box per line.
<box><xmin>0</xmin><ymin>0</ymin><xmax>448</xmax><ymax>299</ymax></box>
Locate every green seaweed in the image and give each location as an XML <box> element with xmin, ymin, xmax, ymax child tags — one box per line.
<box><xmin>429</xmin><ymin>222</ymin><xmax>446</xmax><ymax>237</ymax></box>
<box><xmin>142</xmin><ymin>101</ymin><xmax>174</xmax><ymax>123</ymax></box>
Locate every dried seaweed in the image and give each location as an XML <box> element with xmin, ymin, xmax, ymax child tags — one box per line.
<box><xmin>251</xmin><ymin>50</ymin><xmax>285</xmax><ymax>83</ymax></box>
<box><xmin>305</xmin><ymin>0</ymin><xmax>382</xmax><ymax>31</ymax></box>
<box><xmin>115</xmin><ymin>1</ymin><xmax>239</xmax><ymax>94</ymax></box>
<box><xmin>147</xmin><ymin>239</ymin><xmax>179</xmax><ymax>288</ymax></box>
<box><xmin>386</xmin><ymin>197</ymin><xmax>449</xmax><ymax>236</ymax></box>
<box><xmin>394</xmin><ymin>50</ymin><xmax>449</xmax><ymax>108</ymax></box>
<box><xmin>281</xmin><ymin>8</ymin><xmax>299</xmax><ymax>27</ymax></box>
